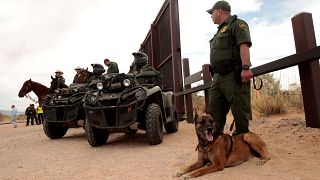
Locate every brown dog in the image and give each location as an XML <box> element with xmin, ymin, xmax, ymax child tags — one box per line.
<box><xmin>174</xmin><ymin>113</ymin><xmax>270</xmax><ymax>179</ymax></box>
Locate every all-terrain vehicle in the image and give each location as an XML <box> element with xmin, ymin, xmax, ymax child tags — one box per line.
<box><xmin>42</xmin><ymin>84</ymin><xmax>90</xmax><ymax>139</ymax></box>
<box><xmin>83</xmin><ymin>72</ymin><xmax>179</xmax><ymax>147</ymax></box>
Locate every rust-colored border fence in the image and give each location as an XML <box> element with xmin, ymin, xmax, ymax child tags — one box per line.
<box><xmin>139</xmin><ymin>0</ymin><xmax>184</xmax><ymax>119</ymax></box>
<box><xmin>177</xmin><ymin>12</ymin><xmax>320</xmax><ymax>128</ymax></box>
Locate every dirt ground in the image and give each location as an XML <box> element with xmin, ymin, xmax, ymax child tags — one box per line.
<box><xmin>1</xmin><ymin>110</ymin><xmax>320</xmax><ymax>180</ymax></box>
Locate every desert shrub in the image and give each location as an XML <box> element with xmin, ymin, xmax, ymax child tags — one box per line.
<box><xmin>17</xmin><ymin>114</ymin><xmax>25</xmax><ymax>120</ymax></box>
<box><xmin>252</xmin><ymin>91</ymin><xmax>286</xmax><ymax>115</ymax></box>
<box><xmin>192</xmin><ymin>93</ymin><xmax>205</xmax><ymax>113</ymax></box>
<box><xmin>282</xmin><ymin>86</ymin><xmax>304</xmax><ymax>110</ymax></box>
<box><xmin>252</xmin><ymin>73</ymin><xmax>286</xmax><ymax>115</ymax></box>
<box><xmin>0</xmin><ymin>113</ymin><xmax>10</xmax><ymax>121</ymax></box>
<box><xmin>0</xmin><ymin>113</ymin><xmax>4</xmax><ymax>121</ymax></box>
<box><xmin>255</xmin><ymin>73</ymin><xmax>281</xmax><ymax>96</ymax></box>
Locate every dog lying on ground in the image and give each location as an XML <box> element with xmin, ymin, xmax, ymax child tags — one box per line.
<box><xmin>174</xmin><ymin>113</ymin><xmax>270</xmax><ymax>179</ymax></box>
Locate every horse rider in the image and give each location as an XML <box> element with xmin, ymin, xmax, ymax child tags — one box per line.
<box><xmin>73</xmin><ymin>66</ymin><xmax>84</xmax><ymax>83</ymax></box>
<box><xmin>54</xmin><ymin>70</ymin><xmax>65</xmax><ymax>87</ymax></box>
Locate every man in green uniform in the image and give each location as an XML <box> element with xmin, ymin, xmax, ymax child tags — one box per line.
<box><xmin>129</xmin><ymin>51</ymin><xmax>162</xmax><ymax>86</ymax></box>
<box><xmin>104</xmin><ymin>58</ymin><xmax>119</xmax><ymax>74</ymax></box>
<box><xmin>207</xmin><ymin>1</ymin><xmax>253</xmax><ymax>135</ymax></box>
<box><xmin>25</xmin><ymin>104</ymin><xmax>38</xmax><ymax>126</ymax></box>
<box><xmin>88</xmin><ymin>63</ymin><xmax>106</xmax><ymax>83</ymax></box>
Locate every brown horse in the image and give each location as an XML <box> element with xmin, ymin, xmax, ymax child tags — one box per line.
<box><xmin>18</xmin><ymin>79</ymin><xmax>50</xmax><ymax>104</ymax></box>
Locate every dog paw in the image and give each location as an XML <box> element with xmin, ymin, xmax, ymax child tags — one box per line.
<box><xmin>179</xmin><ymin>175</ymin><xmax>192</xmax><ymax>180</ymax></box>
<box><xmin>173</xmin><ymin>171</ymin><xmax>184</xmax><ymax>177</ymax></box>
<box><xmin>256</xmin><ymin>159</ymin><xmax>267</xmax><ymax>166</ymax></box>
<box><xmin>204</xmin><ymin>162</ymin><xmax>212</xmax><ymax>167</ymax></box>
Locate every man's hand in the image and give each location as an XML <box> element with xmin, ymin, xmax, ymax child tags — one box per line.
<box><xmin>241</xmin><ymin>69</ymin><xmax>252</xmax><ymax>83</ymax></box>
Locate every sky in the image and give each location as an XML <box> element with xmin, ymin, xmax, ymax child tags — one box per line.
<box><xmin>0</xmin><ymin>0</ymin><xmax>320</xmax><ymax>112</ymax></box>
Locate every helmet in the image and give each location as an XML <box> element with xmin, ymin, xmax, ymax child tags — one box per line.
<box><xmin>91</xmin><ymin>63</ymin><xmax>105</xmax><ymax>75</ymax></box>
<box><xmin>132</xmin><ymin>51</ymin><xmax>148</xmax><ymax>67</ymax></box>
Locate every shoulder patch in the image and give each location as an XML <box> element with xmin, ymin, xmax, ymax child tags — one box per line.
<box><xmin>239</xmin><ymin>22</ymin><xmax>247</xmax><ymax>29</ymax></box>
<box><xmin>220</xmin><ymin>26</ymin><xmax>228</xmax><ymax>33</ymax></box>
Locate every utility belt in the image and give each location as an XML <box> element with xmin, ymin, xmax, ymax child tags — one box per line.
<box><xmin>209</xmin><ymin>60</ymin><xmax>241</xmax><ymax>76</ymax></box>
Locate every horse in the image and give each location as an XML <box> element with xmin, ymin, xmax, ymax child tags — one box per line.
<box><xmin>75</xmin><ymin>68</ymin><xmax>93</xmax><ymax>84</ymax></box>
<box><xmin>18</xmin><ymin>79</ymin><xmax>50</xmax><ymax>104</ymax></box>
<box><xmin>49</xmin><ymin>76</ymin><xmax>68</xmax><ymax>94</ymax></box>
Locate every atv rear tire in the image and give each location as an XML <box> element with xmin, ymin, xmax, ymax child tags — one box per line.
<box><xmin>164</xmin><ymin>109</ymin><xmax>178</xmax><ymax>134</ymax></box>
<box><xmin>43</xmin><ymin>121</ymin><xmax>68</xmax><ymax>139</ymax></box>
<box><xmin>145</xmin><ymin>103</ymin><xmax>163</xmax><ymax>145</ymax></box>
<box><xmin>85</xmin><ymin>122</ymin><xmax>109</xmax><ymax>147</ymax></box>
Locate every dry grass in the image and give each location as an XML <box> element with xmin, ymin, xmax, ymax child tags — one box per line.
<box><xmin>191</xmin><ymin>88</ymin><xmax>304</xmax><ymax>117</ymax></box>
<box><xmin>252</xmin><ymin>91</ymin><xmax>286</xmax><ymax>116</ymax></box>
<box><xmin>0</xmin><ymin>113</ymin><xmax>7</xmax><ymax>121</ymax></box>
<box><xmin>0</xmin><ymin>113</ymin><xmax>25</xmax><ymax>122</ymax></box>
<box><xmin>192</xmin><ymin>94</ymin><xmax>205</xmax><ymax>113</ymax></box>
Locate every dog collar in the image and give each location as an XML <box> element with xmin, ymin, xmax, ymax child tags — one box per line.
<box><xmin>196</xmin><ymin>135</ymin><xmax>220</xmax><ymax>153</ymax></box>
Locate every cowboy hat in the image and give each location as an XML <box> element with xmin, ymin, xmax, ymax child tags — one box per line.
<box><xmin>55</xmin><ymin>70</ymin><xmax>64</xmax><ymax>74</ymax></box>
<box><xmin>74</xmin><ymin>66</ymin><xmax>82</xmax><ymax>70</ymax></box>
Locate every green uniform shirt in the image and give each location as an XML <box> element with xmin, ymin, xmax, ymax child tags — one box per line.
<box><xmin>107</xmin><ymin>61</ymin><xmax>119</xmax><ymax>74</ymax></box>
<box><xmin>88</xmin><ymin>74</ymin><xmax>105</xmax><ymax>83</ymax></box>
<box><xmin>210</xmin><ymin>15</ymin><xmax>252</xmax><ymax>66</ymax></box>
<box><xmin>130</xmin><ymin>64</ymin><xmax>162</xmax><ymax>86</ymax></box>
<box><xmin>25</xmin><ymin>106</ymin><xmax>36</xmax><ymax>115</ymax></box>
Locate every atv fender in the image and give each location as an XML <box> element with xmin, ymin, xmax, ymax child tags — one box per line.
<box><xmin>144</xmin><ymin>86</ymin><xmax>166</xmax><ymax>119</ymax></box>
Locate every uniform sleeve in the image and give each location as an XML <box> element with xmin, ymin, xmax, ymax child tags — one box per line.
<box><xmin>234</xmin><ymin>20</ymin><xmax>252</xmax><ymax>47</ymax></box>
<box><xmin>111</xmin><ymin>63</ymin><xmax>119</xmax><ymax>73</ymax></box>
<box><xmin>61</xmin><ymin>77</ymin><xmax>65</xmax><ymax>84</ymax></box>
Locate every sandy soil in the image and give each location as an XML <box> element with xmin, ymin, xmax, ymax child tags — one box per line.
<box><xmin>1</xmin><ymin>110</ymin><xmax>320</xmax><ymax>180</ymax></box>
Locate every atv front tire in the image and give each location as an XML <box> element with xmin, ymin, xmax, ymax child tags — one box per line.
<box><xmin>85</xmin><ymin>122</ymin><xmax>109</xmax><ymax>147</ymax></box>
<box><xmin>43</xmin><ymin>121</ymin><xmax>68</xmax><ymax>139</ymax></box>
<box><xmin>145</xmin><ymin>103</ymin><xmax>163</xmax><ymax>145</ymax></box>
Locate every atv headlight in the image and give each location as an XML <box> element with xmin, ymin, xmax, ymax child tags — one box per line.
<box><xmin>123</xmin><ymin>79</ymin><xmax>131</xmax><ymax>87</ymax></box>
<box><xmin>135</xmin><ymin>89</ymin><xmax>146</xmax><ymax>99</ymax></box>
<box><xmin>97</xmin><ymin>83</ymin><xmax>103</xmax><ymax>90</ymax></box>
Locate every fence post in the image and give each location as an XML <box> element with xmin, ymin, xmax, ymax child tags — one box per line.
<box><xmin>202</xmin><ymin>64</ymin><xmax>212</xmax><ymax>113</ymax></box>
<box><xmin>292</xmin><ymin>12</ymin><xmax>320</xmax><ymax>128</ymax></box>
<box><xmin>170</xmin><ymin>0</ymin><xmax>185</xmax><ymax>121</ymax></box>
<box><xmin>183</xmin><ymin>58</ymin><xmax>194</xmax><ymax>123</ymax></box>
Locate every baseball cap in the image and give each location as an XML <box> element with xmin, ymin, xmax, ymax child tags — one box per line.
<box><xmin>207</xmin><ymin>1</ymin><xmax>231</xmax><ymax>14</ymax></box>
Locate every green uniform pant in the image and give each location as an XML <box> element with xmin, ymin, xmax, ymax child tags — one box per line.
<box><xmin>208</xmin><ymin>71</ymin><xmax>251</xmax><ymax>134</ymax></box>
